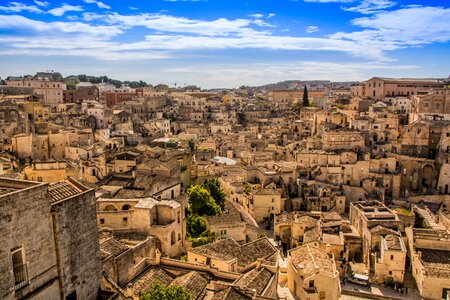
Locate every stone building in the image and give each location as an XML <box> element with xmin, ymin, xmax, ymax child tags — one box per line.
<box><xmin>363</xmin><ymin>77</ymin><xmax>446</xmax><ymax>100</ymax></box>
<box><xmin>251</xmin><ymin>186</ymin><xmax>282</xmax><ymax>222</ymax></box>
<box><xmin>187</xmin><ymin>237</ymin><xmax>277</xmax><ymax>272</ymax></box>
<box><xmin>373</xmin><ymin>234</ymin><xmax>406</xmax><ymax>284</ymax></box>
<box><xmin>96</xmin><ymin>197</ymin><xmax>186</xmax><ymax>257</ymax></box>
<box><xmin>349</xmin><ymin>201</ymin><xmax>401</xmax><ymax>265</ymax></box>
<box><xmin>0</xmin><ymin>177</ymin><xmax>101</xmax><ymax>300</ymax></box>
<box><xmin>406</xmin><ymin>227</ymin><xmax>450</xmax><ymax>300</ymax></box>
<box><xmin>204</xmin><ymin>200</ymin><xmax>258</xmax><ymax>243</ymax></box>
<box><xmin>287</xmin><ymin>245</ymin><xmax>341</xmax><ymax>300</ymax></box>
<box><xmin>6</xmin><ymin>78</ymin><xmax>64</xmax><ymax>107</ymax></box>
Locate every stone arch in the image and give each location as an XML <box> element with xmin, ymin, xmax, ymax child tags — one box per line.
<box><xmin>104</xmin><ymin>204</ymin><xmax>117</xmax><ymax>211</ymax></box>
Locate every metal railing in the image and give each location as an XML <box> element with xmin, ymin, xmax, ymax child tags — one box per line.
<box><xmin>13</xmin><ymin>263</ymin><xmax>28</xmax><ymax>290</ymax></box>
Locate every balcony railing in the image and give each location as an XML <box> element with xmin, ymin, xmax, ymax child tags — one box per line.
<box><xmin>13</xmin><ymin>263</ymin><xmax>28</xmax><ymax>290</ymax></box>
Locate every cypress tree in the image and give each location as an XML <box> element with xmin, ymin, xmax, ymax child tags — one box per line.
<box><xmin>302</xmin><ymin>85</ymin><xmax>309</xmax><ymax>107</ymax></box>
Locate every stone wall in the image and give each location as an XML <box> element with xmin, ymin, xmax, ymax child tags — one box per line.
<box><xmin>0</xmin><ymin>181</ymin><xmax>60</xmax><ymax>299</ymax></box>
<box><xmin>51</xmin><ymin>189</ymin><xmax>101</xmax><ymax>300</ymax></box>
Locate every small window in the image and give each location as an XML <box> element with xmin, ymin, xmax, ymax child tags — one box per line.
<box><xmin>123</xmin><ymin>217</ymin><xmax>128</xmax><ymax>225</ymax></box>
<box><xmin>100</xmin><ymin>218</ymin><xmax>105</xmax><ymax>225</ymax></box>
<box><xmin>390</xmin><ymin>255</ymin><xmax>394</xmax><ymax>260</ymax></box>
<box><xmin>11</xmin><ymin>247</ymin><xmax>28</xmax><ymax>290</ymax></box>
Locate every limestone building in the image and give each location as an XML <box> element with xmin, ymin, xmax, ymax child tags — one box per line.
<box><xmin>0</xmin><ymin>177</ymin><xmax>101</xmax><ymax>300</ymax></box>
<box><xmin>287</xmin><ymin>245</ymin><xmax>341</xmax><ymax>300</ymax></box>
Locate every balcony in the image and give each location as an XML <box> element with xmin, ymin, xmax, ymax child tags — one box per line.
<box><xmin>13</xmin><ymin>263</ymin><xmax>28</xmax><ymax>290</ymax></box>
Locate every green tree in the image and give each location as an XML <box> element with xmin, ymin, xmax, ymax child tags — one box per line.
<box><xmin>202</xmin><ymin>178</ymin><xmax>226</xmax><ymax>209</ymax></box>
<box><xmin>140</xmin><ymin>283</ymin><xmax>191</xmax><ymax>300</ymax></box>
<box><xmin>188</xmin><ymin>139</ymin><xmax>196</xmax><ymax>152</ymax></box>
<box><xmin>186</xmin><ymin>214</ymin><xmax>207</xmax><ymax>237</ymax></box>
<box><xmin>302</xmin><ymin>85</ymin><xmax>309</xmax><ymax>107</ymax></box>
<box><xmin>187</xmin><ymin>185</ymin><xmax>221</xmax><ymax>216</ymax></box>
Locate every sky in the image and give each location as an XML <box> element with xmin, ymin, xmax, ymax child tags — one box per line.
<box><xmin>0</xmin><ymin>0</ymin><xmax>449</xmax><ymax>88</ymax></box>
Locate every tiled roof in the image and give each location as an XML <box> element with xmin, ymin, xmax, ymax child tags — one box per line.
<box><xmin>132</xmin><ymin>268</ymin><xmax>174</xmax><ymax>295</ymax></box>
<box><xmin>289</xmin><ymin>245</ymin><xmax>335</xmax><ymax>278</ymax></box>
<box><xmin>239</xmin><ymin>238</ymin><xmax>277</xmax><ymax>267</ymax></box>
<box><xmin>0</xmin><ymin>187</ymin><xmax>17</xmax><ymax>196</ymax></box>
<box><xmin>99</xmin><ymin>237</ymin><xmax>129</xmax><ymax>260</ymax></box>
<box><xmin>190</xmin><ymin>238</ymin><xmax>240</xmax><ymax>262</ymax></box>
<box><xmin>189</xmin><ymin>237</ymin><xmax>277</xmax><ymax>269</ymax></box>
<box><xmin>416</xmin><ymin>248</ymin><xmax>450</xmax><ymax>279</ymax></box>
<box><xmin>48</xmin><ymin>180</ymin><xmax>83</xmax><ymax>203</ymax></box>
<box><xmin>384</xmin><ymin>234</ymin><xmax>403</xmax><ymax>251</ymax></box>
<box><xmin>169</xmin><ymin>271</ymin><xmax>209</xmax><ymax>299</ymax></box>
<box><xmin>234</xmin><ymin>267</ymin><xmax>273</xmax><ymax>295</ymax></box>
<box><xmin>212</xmin><ymin>287</ymin><xmax>252</xmax><ymax>300</ymax></box>
<box><xmin>253</xmin><ymin>188</ymin><xmax>280</xmax><ymax>195</ymax></box>
<box><xmin>303</xmin><ymin>226</ymin><xmax>321</xmax><ymax>244</ymax></box>
<box><xmin>205</xmin><ymin>200</ymin><xmax>257</xmax><ymax>227</ymax></box>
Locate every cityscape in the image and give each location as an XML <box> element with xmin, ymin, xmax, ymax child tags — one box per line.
<box><xmin>1</xmin><ymin>1</ymin><xmax>450</xmax><ymax>300</ymax></box>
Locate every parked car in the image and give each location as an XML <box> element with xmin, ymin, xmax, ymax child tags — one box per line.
<box><xmin>348</xmin><ymin>273</ymin><xmax>369</xmax><ymax>287</ymax></box>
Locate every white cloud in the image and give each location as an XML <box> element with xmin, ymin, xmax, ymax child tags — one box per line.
<box><xmin>343</xmin><ymin>0</ymin><xmax>396</xmax><ymax>14</ymax></box>
<box><xmin>102</xmin><ymin>13</ymin><xmax>260</xmax><ymax>36</ymax></box>
<box><xmin>34</xmin><ymin>1</ymin><xmax>48</xmax><ymax>7</ymax></box>
<box><xmin>129</xmin><ymin>7</ymin><xmax>138</xmax><ymax>10</ymax></box>
<box><xmin>0</xmin><ymin>5</ymin><xmax>449</xmax><ymax>66</ymax></box>
<box><xmin>83</xmin><ymin>0</ymin><xmax>110</xmax><ymax>10</ymax></box>
<box><xmin>0</xmin><ymin>2</ymin><xmax>43</xmax><ymax>13</ymax></box>
<box><xmin>48</xmin><ymin>4</ymin><xmax>83</xmax><ymax>16</ymax></box>
<box><xmin>249</xmin><ymin>13</ymin><xmax>264</xmax><ymax>18</ymax></box>
<box><xmin>332</xmin><ymin>6</ymin><xmax>450</xmax><ymax>47</ymax></box>
<box><xmin>306</xmin><ymin>26</ymin><xmax>319</xmax><ymax>33</ymax></box>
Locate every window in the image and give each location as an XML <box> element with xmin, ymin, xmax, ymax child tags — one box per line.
<box><xmin>66</xmin><ymin>291</ymin><xmax>77</xmax><ymax>300</ymax></box>
<box><xmin>390</xmin><ymin>255</ymin><xmax>394</xmax><ymax>260</ymax></box>
<box><xmin>122</xmin><ymin>217</ymin><xmax>128</xmax><ymax>225</ymax></box>
<box><xmin>389</xmin><ymin>271</ymin><xmax>392</xmax><ymax>275</ymax></box>
<box><xmin>11</xmin><ymin>247</ymin><xmax>28</xmax><ymax>290</ymax></box>
<box><xmin>309</xmin><ymin>280</ymin><xmax>315</xmax><ymax>288</ymax></box>
<box><xmin>100</xmin><ymin>218</ymin><xmax>105</xmax><ymax>224</ymax></box>
<box><xmin>171</xmin><ymin>231</ymin><xmax>175</xmax><ymax>245</ymax></box>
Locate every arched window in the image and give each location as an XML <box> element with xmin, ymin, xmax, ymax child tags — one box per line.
<box><xmin>122</xmin><ymin>204</ymin><xmax>131</xmax><ymax>211</ymax></box>
<box><xmin>104</xmin><ymin>204</ymin><xmax>117</xmax><ymax>211</ymax></box>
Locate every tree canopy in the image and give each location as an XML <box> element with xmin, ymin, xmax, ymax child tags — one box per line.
<box><xmin>201</xmin><ymin>178</ymin><xmax>226</xmax><ymax>209</ymax></box>
<box><xmin>140</xmin><ymin>283</ymin><xmax>191</xmax><ymax>300</ymax></box>
<box><xmin>187</xmin><ymin>185</ymin><xmax>221</xmax><ymax>216</ymax></box>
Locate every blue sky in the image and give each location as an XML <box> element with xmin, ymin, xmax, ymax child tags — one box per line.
<box><xmin>0</xmin><ymin>0</ymin><xmax>449</xmax><ymax>88</ymax></box>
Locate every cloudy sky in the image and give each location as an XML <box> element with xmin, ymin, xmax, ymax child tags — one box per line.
<box><xmin>0</xmin><ymin>0</ymin><xmax>449</xmax><ymax>88</ymax></box>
